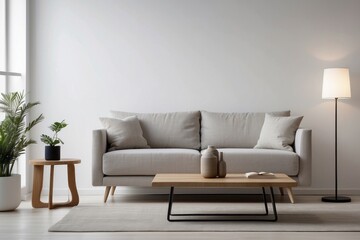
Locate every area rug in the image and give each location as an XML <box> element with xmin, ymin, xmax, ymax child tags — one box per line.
<box><xmin>49</xmin><ymin>196</ymin><xmax>360</xmax><ymax>232</ymax></box>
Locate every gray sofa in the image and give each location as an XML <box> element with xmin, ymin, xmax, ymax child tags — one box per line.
<box><xmin>92</xmin><ymin>110</ymin><xmax>311</xmax><ymax>202</ymax></box>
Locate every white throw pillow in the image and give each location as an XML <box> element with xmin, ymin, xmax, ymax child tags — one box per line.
<box><xmin>254</xmin><ymin>114</ymin><xmax>303</xmax><ymax>151</ymax></box>
<box><xmin>100</xmin><ymin>116</ymin><xmax>149</xmax><ymax>151</ymax></box>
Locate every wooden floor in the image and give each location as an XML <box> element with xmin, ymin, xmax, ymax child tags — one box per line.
<box><xmin>0</xmin><ymin>194</ymin><xmax>359</xmax><ymax>240</ymax></box>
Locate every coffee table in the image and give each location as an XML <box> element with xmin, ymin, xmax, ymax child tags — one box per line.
<box><xmin>152</xmin><ymin>173</ymin><xmax>297</xmax><ymax>222</ymax></box>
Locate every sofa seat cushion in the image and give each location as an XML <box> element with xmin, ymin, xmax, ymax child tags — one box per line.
<box><xmin>103</xmin><ymin>149</ymin><xmax>200</xmax><ymax>176</ymax></box>
<box><xmin>205</xmin><ymin>148</ymin><xmax>299</xmax><ymax>176</ymax></box>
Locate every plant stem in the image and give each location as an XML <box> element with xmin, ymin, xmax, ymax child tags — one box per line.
<box><xmin>53</xmin><ymin>132</ymin><xmax>58</xmax><ymax>145</ymax></box>
<box><xmin>9</xmin><ymin>162</ymin><xmax>15</xmax><ymax>176</ymax></box>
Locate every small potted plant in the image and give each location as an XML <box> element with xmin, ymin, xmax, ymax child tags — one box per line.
<box><xmin>41</xmin><ymin>120</ymin><xmax>68</xmax><ymax>160</ymax></box>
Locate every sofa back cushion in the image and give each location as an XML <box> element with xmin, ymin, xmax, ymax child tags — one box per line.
<box><xmin>200</xmin><ymin>110</ymin><xmax>290</xmax><ymax>149</ymax></box>
<box><xmin>111</xmin><ymin>111</ymin><xmax>201</xmax><ymax>149</ymax></box>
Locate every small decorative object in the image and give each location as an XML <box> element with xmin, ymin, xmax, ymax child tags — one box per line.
<box><xmin>0</xmin><ymin>92</ymin><xmax>43</xmax><ymax>211</ymax></box>
<box><xmin>201</xmin><ymin>145</ymin><xmax>218</xmax><ymax>178</ymax></box>
<box><xmin>245</xmin><ymin>171</ymin><xmax>275</xmax><ymax>179</ymax></box>
<box><xmin>218</xmin><ymin>152</ymin><xmax>227</xmax><ymax>178</ymax></box>
<box><xmin>41</xmin><ymin>120</ymin><xmax>68</xmax><ymax>160</ymax></box>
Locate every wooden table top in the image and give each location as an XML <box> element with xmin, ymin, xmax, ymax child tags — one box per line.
<box><xmin>30</xmin><ymin>158</ymin><xmax>81</xmax><ymax>166</ymax></box>
<box><xmin>152</xmin><ymin>173</ymin><xmax>297</xmax><ymax>188</ymax></box>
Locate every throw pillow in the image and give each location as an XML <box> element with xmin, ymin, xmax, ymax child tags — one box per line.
<box><xmin>100</xmin><ymin>116</ymin><xmax>149</xmax><ymax>151</ymax></box>
<box><xmin>254</xmin><ymin>114</ymin><xmax>303</xmax><ymax>151</ymax></box>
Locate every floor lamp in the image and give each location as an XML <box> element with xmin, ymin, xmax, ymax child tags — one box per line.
<box><xmin>321</xmin><ymin>68</ymin><xmax>351</xmax><ymax>203</ymax></box>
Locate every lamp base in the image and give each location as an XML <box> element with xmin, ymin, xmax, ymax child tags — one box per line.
<box><xmin>322</xmin><ymin>196</ymin><xmax>351</xmax><ymax>203</ymax></box>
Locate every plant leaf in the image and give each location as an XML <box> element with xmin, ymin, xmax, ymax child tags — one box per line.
<box><xmin>0</xmin><ymin>92</ymin><xmax>43</xmax><ymax>176</ymax></box>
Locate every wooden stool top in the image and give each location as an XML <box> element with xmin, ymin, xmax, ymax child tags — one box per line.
<box><xmin>30</xmin><ymin>158</ymin><xmax>81</xmax><ymax>166</ymax></box>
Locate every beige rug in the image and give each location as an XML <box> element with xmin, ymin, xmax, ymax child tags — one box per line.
<box><xmin>49</xmin><ymin>195</ymin><xmax>360</xmax><ymax>232</ymax></box>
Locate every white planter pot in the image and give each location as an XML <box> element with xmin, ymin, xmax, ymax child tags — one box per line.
<box><xmin>0</xmin><ymin>174</ymin><xmax>21</xmax><ymax>211</ymax></box>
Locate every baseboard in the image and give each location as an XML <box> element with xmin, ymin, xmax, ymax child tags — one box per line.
<box><xmin>37</xmin><ymin>187</ymin><xmax>360</xmax><ymax>196</ymax></box>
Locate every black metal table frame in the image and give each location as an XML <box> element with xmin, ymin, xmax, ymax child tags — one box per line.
<box><xmin>167</xmin><ymin>186</ymin><xmax>278</xmax><ymax>222</ymax></box>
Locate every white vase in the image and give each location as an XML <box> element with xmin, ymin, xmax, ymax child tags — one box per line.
<box><xmin>0</xmin><ymin>174</ymin><xmax>21</xmax><ymax>211</ymax></box>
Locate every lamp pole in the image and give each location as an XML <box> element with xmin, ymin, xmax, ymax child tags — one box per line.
<box><xmin>335</xmin><ymin>97</ymin><xmax>338</xmax><ymax>200</ymax></box>
<box><xmin>322</xmin><ymin>97</ymin><xmax>351</xmax><ymax>202</ymax></box>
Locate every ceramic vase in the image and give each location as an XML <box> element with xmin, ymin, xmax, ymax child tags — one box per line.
<box><xmin>201</xmin><ymin>146</ymin><xmax>219</xmax><ymax>178</ymax></box>
<box><xmin>218</xmin><ymin>152</ymin><xmax>227</xmax><ymax>178</ymax></box>
<box><xmin>0</xmin><ymin>174</ymin><xmax>21</xmax><ymax>211</ymax></box>
<box><xmin>205</xmin><ymin>145</ymin><xmax>219</xmax><ymax>161</ymax></box>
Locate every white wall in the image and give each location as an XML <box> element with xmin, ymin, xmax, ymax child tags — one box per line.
<box><xmin>29</xmin><ymin>0</ymin><xmax>360</xmax><ymax>194</ymax></box>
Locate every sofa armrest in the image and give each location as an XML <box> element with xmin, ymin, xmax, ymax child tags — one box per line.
<box><xmin>294</xmin><ymin>128</ymin><xmax>312</xmax><ymax>186</ymax></box>
<box><xmin>92</xmin><ymin>129</ymin><xmax>107</xmax><ymax>186</ymax></box>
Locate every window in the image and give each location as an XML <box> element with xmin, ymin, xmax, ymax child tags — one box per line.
<box><xmin>0</xmin><ymin>0</ymin><xmax>28</xmax><ymax>198</ymax></box>
<box><xmin>0</xmin><ymin>0</ymin><xmax>6</xmax><ymax>93</ymax></box>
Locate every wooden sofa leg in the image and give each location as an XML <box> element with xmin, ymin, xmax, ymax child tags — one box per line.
<box><xmin>279</xmin><ymin>187</ymin><xmax>284</xmax><ymax>196</ymax></box>
<box><xmin>104</xmin><ymin>186</ymin><xmax>111</xmax><ymax>203</ymax></box>
<box><xmin>111</xmin><ymin>186</ymin><xmax>116</xmax><ymax>196</ymax></box>
<box><xmin>285</xmin><ymin>187</ymin><xmax>295</xmax><ymax>204</ymax></box>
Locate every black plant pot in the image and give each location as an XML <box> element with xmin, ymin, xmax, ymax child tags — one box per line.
<box><xmin>45</xmin><ymin>146</ymin><xmax>61</xmax><ymax>160</ymax></box>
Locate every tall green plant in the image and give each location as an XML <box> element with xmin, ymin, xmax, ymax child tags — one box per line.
<box><xmin>0</xmin><ymin>92</ymin><xmax>43</xmax><ymax>177</ymax></box>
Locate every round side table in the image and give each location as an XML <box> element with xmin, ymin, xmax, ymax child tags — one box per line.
<box><xmin>30</xmin><ymin>158</ymin><xmax>81</xmax><ymax>209</ymax></box>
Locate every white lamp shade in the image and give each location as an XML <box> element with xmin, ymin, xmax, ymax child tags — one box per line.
<box><xmin>322</xmin><ymin>68</ymin><xmax>351</xmax><ymax>99</ymax></box>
